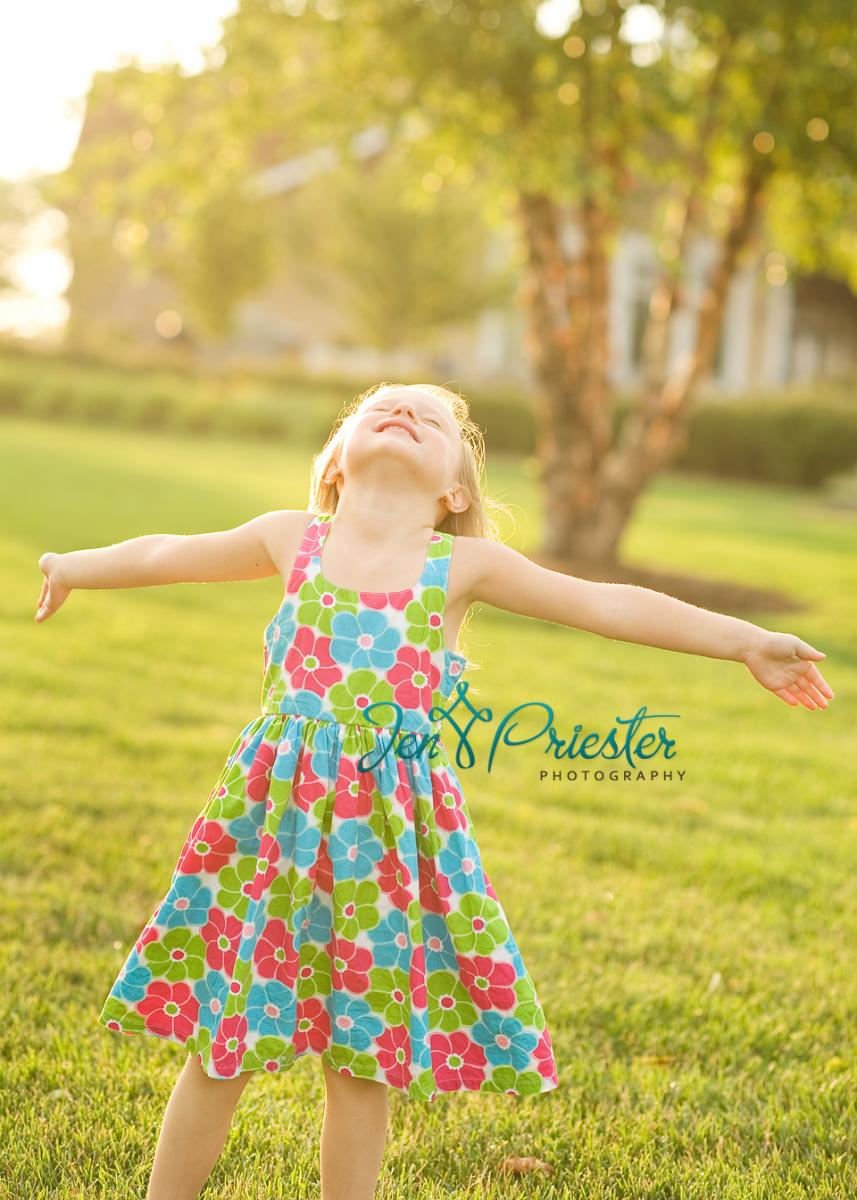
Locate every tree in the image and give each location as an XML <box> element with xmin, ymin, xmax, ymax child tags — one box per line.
<box><xmin>53</xmin><ymin>1</ymin><xmax>857</xmax><ymax>565</ymax></box>
<box><xmin>222</xmin><ymin>0</ymin><xmax>857</xmax><ymax>563</ymax></box>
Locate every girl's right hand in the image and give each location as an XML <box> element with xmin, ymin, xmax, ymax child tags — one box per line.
<box><xmin>35</xmin><ymin>553</ymin><xmax>71</xmax><ymax>623</ymax></box>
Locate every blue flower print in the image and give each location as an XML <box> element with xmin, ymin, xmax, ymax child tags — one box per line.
<box><xmin>421</xmin><ymin>913</ymin><xmax>460</xmax><ymax>973</ymax></box>
<box><xmin>271</xmin><ymin>725</ymin><xmax>303</xmax><ymax>782</ymax></box>
<box><xmin>329</xmin><ymin>994</ymin><xmax>385</xmax><ymax>1050</ymax></box>
<box><xmin>266</xmin><ymin>601</ymin><xmax>297</xmax><ymax>667</ymax></box>
<box><xmin>409</xmin><ymin>1007</ymin><xmax>432</xmax><ymax>1071</ymax></box>
<box><xmin>367</xmin><ymin>910</ymin><xmax>411</xmax><ymax>970</ymax></box>
<box><xmin>237</xmin><ymin>897</ymin><xmax>268</xmax><ymax>958</ymax></box>
<box><xmin>439</xmin><ymin>830</ymin><xmax>486</xmax><ymax>896</ymax></box>
<box><xmin>276</xmin><ymin>804</ymin><xmax>322</xmax><ymax>870</ymax></box>
<box><xmin>328</xmin><ymin>818</ymin><xmax>384</xmax><ymax>880</ymax></box>
<box><xmin>228</xmin><ymin>811</ymin><xmax>267</xmax><ymax>856</ymax></box>
<box><xmin>159</xmin><ymin>876</ymin><xmax>213</xmax><ymax>927</ymax></box>
<box><xmin>246</xmin><ymin>978</ymin><xmax>297</xmax><ymax>1039</ymax></box>
<box><xmin>238</xmin><ymin>724</ymin><xmax>272</xmax><ymax>770</ymax></box>
<box><xmin>329</xmin><ymin>609</ymin><xmax>399</xmax><ymax>671</ymax></box>
<box><xmin>194</xmin><ymin>970</ymin><xmax>230</xmax><ymax>1034</ymax></box>
<box><xmin>291</xmin><ymin>892</ymin><xmax>334</xmax><ymax>950</ymax></box>
<box><xmin>503</xmin><ymin>937</ymin><xmax>526</xmax><ymax>976</ymax></box>
<box><xmin>472</xmin><ymin>1012</ymin><xmax>538</xmax><ymax>1069</ymax></box>
<box><xmin>115</xmin><ymin>957</ymin><xmax>152</xmax><ymax>1004</ymax></box>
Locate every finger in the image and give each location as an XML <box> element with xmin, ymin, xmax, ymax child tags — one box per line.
<box><xmin>804</xmin><ymin>663</ymin><xmax>835</xmax><ymax>699</ymax></box>
<box><xmin>787</xmin><ymin>682</ymin><xmax>817</xmax><ymax>710</ymax></box>
<box><xmin>796</xmin><ymin>640</ymin><xmax>826</xmax><ymax>661</ymax></box>
<box><xmin>797</xmin><ymin>677</ymin><xmax>828</xmax><ymax>709</ymax></box>
<box><xmin>775</xmin><ymin>688</ymin><xmax>799</xmax><ymax>707</ymax></box>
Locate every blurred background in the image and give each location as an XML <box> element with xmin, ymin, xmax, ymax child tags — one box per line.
<box><xmin>3</xmin><ymin>0</ymin><xmax>857</xmax><ymax>552</ymax></box>
<box><xmin>3</xmin><ymin>4</ymin><xmax>856</xmax><ymax>1197</ymax></box>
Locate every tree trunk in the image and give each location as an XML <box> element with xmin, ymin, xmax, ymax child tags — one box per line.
<box><xmin>516</xmin><ymin>158</ymin><xmax>771</xmax><ymax>568</ymax></box>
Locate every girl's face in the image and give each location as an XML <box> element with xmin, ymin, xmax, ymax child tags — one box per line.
<box><xmin>336</xmin><ymin>388</ymin><xmax>464</xmax><ymax>494</ymax></box>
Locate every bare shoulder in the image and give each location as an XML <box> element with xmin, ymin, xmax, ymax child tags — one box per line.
<box><xmin>448</xmin><ymin>535</ymin><xmax>545</xmax><ymax>609</ymax></box>
<box><xmin>446</xmin><ymin>533</ymin><xmax>508</xmax><ymax>610</ymax></box>
<box><xmin>261</xmin><ymin>508</ymin><xmax>314</xmax><ymax>578</ymax></box>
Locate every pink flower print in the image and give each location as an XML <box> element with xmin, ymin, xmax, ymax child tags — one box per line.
<box><xmin>375</xmin><ymin>1023</ymin><xmax>412</xmax><ymax>1090</ymax></box>
<box><xmin>328</xmin><ymin>936</ymin><xmax>373</xmax><ymax>993</ymax></box>
<box><xmin>429</xmin><ymin>1029</ymin><xmax>488</xmax><ymax>1092</ymax></box>
<box><xmin>294</xmin><ymin>995</ymin><xmax>331</xmax><ymax>1054</ymax></box>
<box><xmin>433</xmin><ymin>770</ymin><xmax>467</xmax><ymax>832</ymax></box>
<box><xmin>417</xmin><ymin>852</ymin><xmax>454</xmax><ymax>915</ymax></box>
<box><xmin>246</xmin><ymin>739</ymin><xmax>277</xmax><ymax>804</ymax></box>
<box><xmin>211</xmin><ymin>1012</ymin><xmax>249</xmax><ymax>1077</ymax></box>
<box><xmin>249</xmin><ymin>833</ymin><xmax>282</xmax><ymax>899</ymax></box>
<box><xmin>285</xmin><ymin>626</ymin><xmax>341</xmax><ymax>696</ymax></box>
<box><xmin>134</xmin><ymin>921</ymin><xmax>159</xmax><ymax>956</ymax></box>
<box><xmin>534</xmin><ymin>1027</ymin><xmax>559</xmax><ymax>1081</ymax></box>
<box><xmin>387</xmin><ymin>644</ymin><xmax>439</xmax><ymax>711</ymax></box>
<box><xmin>293</xmin><ymin>749</ymin><xmax>327</xmax><ymax>814</ymax></box>
<box><xmin>255</xmin><ymin>917</ymin><xmax>298</xmax><ymax>984</ymax></box>
<box><xmin>334</xmin><ymin>755</ymin><xmax>374</xmax><ymax>819</ymax></box>
<box><xmin>178</xmin><ymin>819</ymin><xmax>237</xmax><ymax>876</ymax></box>
<box><xmin>409</xmin><ymin>942</ymin><xmax>427</xmax><ymax>1008</ymax></box>
<box><xmin>310</xmin><ymin>837</ymin><xmax>334</xmax><ymax>894</ymax></box>
<box><xmin>456</xmin><ymin>954</ymin><xmax>518</xmax><ymax>1011</ymax></box>
<box><xmin>392</xmin><ymin>769</ymin><xmax>414</xmax><ymax>822</ymax></box>
<box><xmin>360</xmin><ymin>589</ymin><xmax>414</xmax><ymax>612</ymax></box>
<box><xmin>377</xmin><ymin>850</ymin><xmax>413</xmax><ymax>912</ymax></box>
<box><xmin>484</xmin><ymin>874</ymin><xmax>499</xmax><ymax>902</ymax></box>
<box><xmin>286</xmin><ymin>563</ymin><xmax>310</xmax><ymax>592</ymax></box>
<box><xmin>201</xmin><ymin>907</ymin><xmax>244</xmax><ymax>975</ymax></box>
<box><xmin>138</xmin><ymin>979</ymin><xmax>199</xmax><ymax>1040</ymax></box>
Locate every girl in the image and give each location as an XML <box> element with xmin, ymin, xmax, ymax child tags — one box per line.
<box><xmin>36</xmin><ymin>381</ymin><xmax>833</xmax><ymax>1200</ymax></box>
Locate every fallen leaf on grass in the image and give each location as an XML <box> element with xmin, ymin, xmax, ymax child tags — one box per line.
<box><xmin>499</xmin><ymin>1156</ymin><xmax>554</xmax><ymax>1176</ymax></box>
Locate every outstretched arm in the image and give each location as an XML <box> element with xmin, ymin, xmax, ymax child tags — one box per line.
<box><xmin>467</xmin><ymin>538</ymin><xmax>834</xmax><ymax>711</ymax></box>
<box><xmin>35</xmin><ymin>509</ymin><xmax>289</xmax><ymax>623</ymax></box>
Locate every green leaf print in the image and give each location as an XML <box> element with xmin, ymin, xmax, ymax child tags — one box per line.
<box><xmin>207</xmin><ymin>762</ymin><xmax>249</xmax><ymax>820</ymax></box>
<box><xmin>295</xmin><ymin>944</ymin><xmax>333</xmax><ymax>1001</ymax></box>
<box><xmin>216</xmin><ymin>857</ymin><xmax>258</xmax><ymax>917</ymax></box>
<box><xmin>242</xmin><ymin>1037</ymin><xmax>296</xmax><ymax>1072</ymax></box>
<box><xmin>426</xmin><ymin>969</ymin><xmax>478</xmax><ymax>1031</ymax></box>
<box><xmin>268</xmin><ymin>866</ymin><xmax>314</xmax><ymax>929</ymax></box>
<box><xmin>323</xmin><ymin>1045</ymin><xmax>380</xmax><ymax>1081</ymax></box>
<box><xmin>404</xmin><ymin>585</ymin><xmax>448</xmax><ymax>653</ymax></box>
<box><xmin>447</xmin><ymin>894</ymin><xmax>508</xmax><ymax>955</ymax></box>
<box><xmin>365</xmin><ymin>966</ymin><xmax>411</xmax><ymax>1023</ymax></box>
<box><xmin>332</xmin><ymin>878</ymin><xmax>382</xmax><ymax>939</ymax></box>
<box><xmin>481</xmin><ymin>1066</ymin><xmax>546</xmax><ymax>1095</ymax></box>
<box><xmin>223</xmin><ymin>957</ymin><xmax>253</xmax><ymax>1018</ymax></box>
<box><xmin>297</xmin><ymin>577</ymin><xmax>357</xmax><ymax>636</ymax></box>
<box><xmin>100</xmin><ymin>996</ymin><xmax>145</xmax><ymax>1034</ymax></box>
<box><xmin>144</xmin><ymin>928</ymin><xmax>207</xmax><ymax>982</ymax></box>
<box><xmin>329</xmin><ymin>670</ymin><xmax>396</xmax><ymax>726</ymax></box>
<box><xmin>512</xmin><ymin>975</ymin><xmax>546</xmax><ymax>1029</ymax></box>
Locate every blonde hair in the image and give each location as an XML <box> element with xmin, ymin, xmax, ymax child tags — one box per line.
<box><xmin>308</xmin><ymin>380</ymin><xmax>513</xmax><ymax>682</ymax></box>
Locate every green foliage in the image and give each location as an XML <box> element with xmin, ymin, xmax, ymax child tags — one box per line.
<box><xmin>2</xmin><ymin>349</ymin><xmax>856</xmax><ymax>488</ymax></box>
<box><xmin>270</xmin><ymin>142</ymin><xmax>518</xmax><ymax>349</ymax></box>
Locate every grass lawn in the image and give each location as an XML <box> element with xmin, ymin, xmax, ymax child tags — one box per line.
<box><xmin>1</xmin><ymin>415</ymin><xmax>855</xmax><ymax>1199</ymax></box>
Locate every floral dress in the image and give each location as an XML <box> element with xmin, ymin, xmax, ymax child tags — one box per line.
<box><xmin>98</xmin><ymin>510</ymin><xmax>560</xmax><ymax>1101</ymax></box>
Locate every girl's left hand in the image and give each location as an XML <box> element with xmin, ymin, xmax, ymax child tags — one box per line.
<box><xmin>741</xmin><ymin>631</ymin><xmax>834</xmax><ymax>709</ymax></box>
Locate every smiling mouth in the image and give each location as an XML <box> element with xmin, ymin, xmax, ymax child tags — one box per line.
<box><xmin>378</xmin><ymin>422</ymin><xmax>417</xmax><ymax>442</ymax></box>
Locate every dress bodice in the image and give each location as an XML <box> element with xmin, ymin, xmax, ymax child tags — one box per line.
<box><xmin>260</xmin><ymin>512</ymin><xmax>468</xmax><ymax>735</ymax></box>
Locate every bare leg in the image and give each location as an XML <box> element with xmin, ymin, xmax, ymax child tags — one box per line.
<box><xmin>320</xmin><ymin>1057</ymin><xmax>389</xmax><ymax>1200</ymax></box>
<box><xmin>145</xmin><ymin>1053</ymin><xmax>256</xmax><ymax>1200</ymax></box>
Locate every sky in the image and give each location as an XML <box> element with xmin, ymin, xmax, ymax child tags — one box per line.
<box><xmin>0</xmin><ymin>0</ymin><xmax>239</xmax><ymax>337</ymax></box>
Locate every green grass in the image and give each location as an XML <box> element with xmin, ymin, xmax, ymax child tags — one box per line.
<box><xmin>1</xmin><ymin>414</ymin><xmax>855</xmax><ymax>1198</ymax></box>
